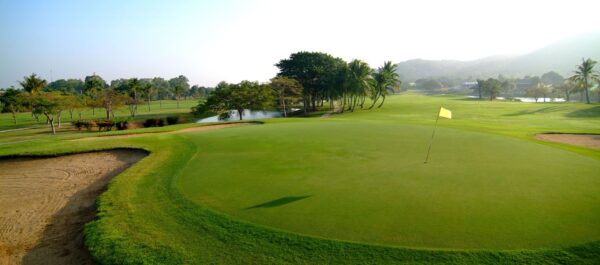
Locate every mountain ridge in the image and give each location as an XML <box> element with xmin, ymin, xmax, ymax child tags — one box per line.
<box><xmin>396</xmin><ymin>32</ymin><xmax>600</xmax><ymax>81</ymax></box>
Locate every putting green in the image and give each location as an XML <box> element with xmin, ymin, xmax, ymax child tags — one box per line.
<box><xmin>177</xmin><ymin>120</ymin><xmax>600</xmax><ymax>250</ymax></box>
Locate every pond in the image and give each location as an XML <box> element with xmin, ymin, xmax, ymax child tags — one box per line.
<box><xmin>197</xmin><ymin>109</ymin><xmax>282</xmax><ymax>123</ymax></box>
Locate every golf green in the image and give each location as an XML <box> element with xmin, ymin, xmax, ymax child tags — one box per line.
<box><xmin>176</xmin><ymin>119</ymin><xmax>600</xmax><ymax>250</ymax></box>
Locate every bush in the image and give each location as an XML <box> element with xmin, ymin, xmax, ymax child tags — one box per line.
<box><xmin>115</xmin><ymin>120</ymin><xmax>130</xmax><ymax>130</ymax></box>
<box><xmin>166</xmin><ymin>116</ymin><xmax>179</xmax><ymax>125</ymax></box>
<box><xmin>72</xmin><ymin>120</ymin><xmax>96</xmax><ymax>131</ymax></box>
<box><xmin>143</xmin><ymin>118</ymin><xmax>165</xmax><ymax>128</ymax></box>
<box><xmin>96</xmin><ymin>119</ymin><xmax>115</xmax><ymax>131</ymax></box>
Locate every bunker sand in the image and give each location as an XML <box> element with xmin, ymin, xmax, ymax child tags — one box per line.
<box><xmin>0</xmin><ymin>149</ymin><xmax>147</xmax><ymax>265</ymax></box>
<box><xmin>535</xmin><ymin>133</ymin><xmax>600</xmax><ymax>149</ymax></box>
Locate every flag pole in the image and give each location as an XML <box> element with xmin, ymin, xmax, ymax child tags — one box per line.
<box><xmin>424</xmin><ymin>107</ymin><xmax>440</xmax><ymax>164</ymax></box>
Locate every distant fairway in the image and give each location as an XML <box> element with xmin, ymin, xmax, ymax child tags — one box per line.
<box><xmin>2</xmin><ymin>92</ymin><xmax>599</xmax><ymax>264</ymax></box>
<box><xmin>177</xmin><ymin>113</ymin><xmax>600</xmax><ymax>249</ymax></box>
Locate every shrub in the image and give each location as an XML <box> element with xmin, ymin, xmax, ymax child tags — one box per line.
<box><xmin>115</xmin><ymin>120</ymin><xmax>129</xmax><ymax>130</ymax></box>
<box><xmin>166</xmin><ymin>116</ymin><xmax>179</xmax><ymax>125</ymax></box>
<box><xmin>96</xmin><ymin>119</ymin><xmax>115</xmax><ymax>131</ymax></box>
<box><xmin>72</xmin><ymin>120</ymin><xmax>95</xmax><ymax>131</ymax></box>
<box><xmin>143</xmin><ymin>118</ymin><xmax>165</xmax><ymax>128</ymax></box>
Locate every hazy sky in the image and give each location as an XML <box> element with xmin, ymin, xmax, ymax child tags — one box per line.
<box><xmin>1</xmin><ymin>0</ymin><xmax>599</xmax><ymax>87</ymax></box>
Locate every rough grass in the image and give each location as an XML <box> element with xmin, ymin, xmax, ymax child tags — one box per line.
<box><xmin>0</xmin><ymin>92</ymin><xmax>599</xmax><ymax>264</ymax></box>
<box><xmin>0</xmin><ymin>99</ymin><xmax>199</xmax><ymax>130</ymax></box>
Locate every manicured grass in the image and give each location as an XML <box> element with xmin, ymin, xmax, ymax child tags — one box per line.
<box><xmin>177</xmin><ymin>121</ymin><xmax>600</xmax><ymax>249</ymax></box>
<box><xmin>1</xmin><ymin>91</ymin><xmax>599</xmax><ymax>264</ymax></box>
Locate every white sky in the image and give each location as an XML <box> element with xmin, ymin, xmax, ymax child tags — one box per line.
<box><xmin>1</xmin><ymin>0</ymin><xmax>599</xmax><ymax>87</ymax></box>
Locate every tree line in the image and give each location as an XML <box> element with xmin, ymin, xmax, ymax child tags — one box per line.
<box><xmin>194</xmin><ymin>51</ymin><xmax>402</xmax><ymax>120</ymax></box>
<box><xmin>414</xmin><ymin>58</ymin><xmax>600</xmax><ymax>103</ymax></box>
<box><xmin>0</xmin><ymin>73</ymin><xmax>209</xmax><ymax>133</ymax></box>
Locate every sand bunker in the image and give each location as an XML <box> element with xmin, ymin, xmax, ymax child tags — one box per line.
<box><xmin>0</xmin><ymin>149</ymin><xmax>147</xmax><ymax>265</ymax></box>
<box><xmin>535</xmin><ymin>133</ymin><xmax>600</xmax><ymax>149</ymax></box>
<box><xmin>73</xmin><ymin>123</ymin><xmax>252</xmax><ymax>141</ymax></box>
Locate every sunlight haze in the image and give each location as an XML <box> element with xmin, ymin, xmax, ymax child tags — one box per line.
<box><xmin>1</xmin><ymin>0</ymin><xmax>599</xmax><ymax>87</ymax></box>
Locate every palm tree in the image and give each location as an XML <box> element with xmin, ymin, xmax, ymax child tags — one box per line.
<box><xmin>569</xmin><ymin>58</ymin><xmax>599</xmax><ymax>104</ymax></box>
<box><xmin>19</xmin><ymin>73</ymin><xmax>47</xmax><ymax>122</ymax></box>
<box><xmin>370</xmin><ymin>61</ymin><xmax>400</xmax><ymax>108</ymax></box>
<box><xmin>19</xmin><ymin>73</ymin><xmax>47</xmax><ymax>95</ymax></box>
<box><xmin>346</xmin><ymin>60</ymin><xmax>372</xmax><ymax>111</ymax></box>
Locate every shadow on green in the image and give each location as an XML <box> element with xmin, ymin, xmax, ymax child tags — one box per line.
<box><xmin>245</xmin><ymin>195</ymin><xmax>312</xmax><ymax>210</ymax></box>
<box><xmin>504</xmin><ymin>106</ymin><xmax>566</xmax><ymax>116</ymax></box>
<box><xmin>567</xmin><ymin>105</ymin><xmax>600</xmax><ymax>118</ymax></box>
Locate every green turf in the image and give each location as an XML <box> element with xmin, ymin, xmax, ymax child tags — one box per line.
<box><xmin>1</xmin><ymin>91</ymin><xmax>599</xmax><ymax>264</ymax></box>
<box><xmin>176</xmin><ymin>121</ymin><xmax>600</xmax><ymax>249</ymax></box>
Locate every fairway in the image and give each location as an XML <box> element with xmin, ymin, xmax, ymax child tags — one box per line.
<box><xmin>1</xmin><ymin>92</ymin><xmax>599</xmax><ymax>264</ymax></box>
<box><xmin>177</xmin><ymin>118</ymin><xmax>600</xmax><ymax>249</ymax></box>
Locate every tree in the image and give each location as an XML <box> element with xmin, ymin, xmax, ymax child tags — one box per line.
<box><xmin>29</xmin><ymin>92</ymin><xmax>61</xmax><ymax>134</ymax></box>
<box><xmin>569</xmin><ymin>58</ymin><xmax>599</xmax><ymax>104</ymax></box>
<box><xmin>0</xmin><ymin>88</ymin><xmax>24</xmax><ymax>124</ymax></box>
<box><xmin>474</xmin><ymin>79</ymin><xmax>485</xmax><ymax>99</ymax></box>
<box><xmin>125</xmin><ymin>78</ymin><xmax>142</xmax><ymax>117</ymax></box>
<box><xmin>194</xmin><ymin>80</ymin><xmax>274</xmax><ymax>120</ymax></box>
<box><xmin>276</xmin><ymin>51</ymin><xmax>346</xmax><ymax>112</ymax></box>
<box><xmin>345</xmin><ymin>59</ymin><xmax>373</xmax><ymax>111</ymax></box>
<box><xmin>554</xmin><ymin>82</ymin><xmax>574</xmax><ymax>102</ymax></box>
<box><xmin>19</xmin><ymin>73</ymin><xmax>47</xmax><ymax>95</ymax></box>
<box><xmin>96</xmin><ymin>88</ymin><xmax>128</xmax><ymax>119</ymax></box>
<box><xmin>169</xmin><ymin>75</ymin><xmax>190</xmax><ymax>109</ymax></box>
<box><xmin>20</xmin><ymin>73</ymin><xmax>47</xmax><ymax>122</ymax></box>
<box><xmin>541</xmin><ymin>71</ymin><xmax>564</xmax><ymax>86</ymax></box>
<box><xmin>152</xmin><ymin>77</ymin><xmax>171</xmax><ymax>108</ymax></box>
<box><xmin>270</xmin><ymin>77</ymin><xmax>303</xmax><ymax>117</ymax></box>
<box><xmin>140</xmin><ymin>81</ymin><xmax>157</xmax><ymax>111</ymax></box>
<box><xmin>525</xmin><ymin>85</ymin><xmax>549</xmax><ymax>102</ymax></box>
<box><xmin>371</xmin><ymin>61</ymin><xmax>401</xmax><ymax>108</ymax></box>
<box><xmin>46</xmin><ymin>79</ymin><xmax>85</xmax><ymax>94</ymax></box>
<box><xmin>483</xmin><ymin>78</ymin><xmax>502</xmax><ymax>100</ymax></box>
<box><xmin>63</xmin><ymin>95</ymin><xmax>84</xmax><ymax>120</ymax></box>
<box><xmin>84</xmin><ymin>74</ymin><xmax>107</xmax><ymax>116</ymax></box>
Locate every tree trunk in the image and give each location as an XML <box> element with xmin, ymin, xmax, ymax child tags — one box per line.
<box><xmin>584</xmin><ymin>77</ymin><xmax>590</xmax><ymax>104</ymax></box>
<box><xmin>566</xmin><ymin>90</ymin><xmax>570</xmax><ymax>102</ymax></box>
<box><xmin>147</xmin><ymin>96</ymin><xmax>151</xmax><ymax>111</ymax></box>
<box><xmin>69</xmin><ymin>110</ymin><xmax>73</xmax><ymax>120</ymax></box>
<box><xmin>92</xmin><ymin>107</ymin><xmax>95</xmax><ymax>116</ymax></box>
<box><xmin>177</xmin><ymin>96</ymin><xmax>180</xmax><ymax>109</ymax></box>
<box><xmin>57</xmin><ymin>111</ymin><xmax>62</xmax><ymax>128</ymax></box>
<box><xmin>281</xmin><ymin>93</ymin><xmax>287</xmax><ymax>118</ymax></box>
<box><xmin>238</xmin><ymin>109</ymin><xmax>244</xmax><ymax>120</ymax></box>
<box><xmin>45</xmin><ymin>114</ymin><xmax>56</xmax><ymax>134</ymax></box>
<box><xmin>11</xmin><ymin>111</ymin><xmax>17</xmax><ymax>124</ymax></box>
<box><xmin>368</xmin><ymin>94</ymin><xmax>380</xmax><ymax>109</ymax></box>
<box><xmin>378</xmin><ymin>95</ymin><xmax>386</xmax><ymax>108</ymax></box>
<box><xmin>50</xmin><ymin>119</ymin><xmax>56</xmax><ymax>134</ymax></box>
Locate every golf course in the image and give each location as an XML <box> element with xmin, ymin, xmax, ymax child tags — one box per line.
<box><xmin>1</xmin><ymin>92</ymin><xmax>598</xmax><ymax>264</ymax></box>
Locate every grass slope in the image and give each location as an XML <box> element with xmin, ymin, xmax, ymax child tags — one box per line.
<box><xmin>1</xmin><ymin>92</ymin><xmax>599</xmax><ymax>264</ymax></box>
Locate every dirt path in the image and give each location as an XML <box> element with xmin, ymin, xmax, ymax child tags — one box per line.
<box><xmin>0</xmin><ymin>149</ymin><xmax>147</xmax><ymax>265</ymax></box>
<box><xmin>71</xmin><ymin>123</ymin><xmax>252</xmax><ymax>141</ymax></box>
<box><xmin>535</xmin><ymin>133</ymin><xmax>600</xmax><ymax>149</ymax></box>
<box><xmin>321</xmin><ymin>104</ymin><xmax>341</xmax><ymax>118</ymax></box>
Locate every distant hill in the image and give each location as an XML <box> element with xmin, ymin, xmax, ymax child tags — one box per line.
<box><xmin>396</xmin><ymin>32</ymin><xmax>600</xmax><ymax>81</ymax></box>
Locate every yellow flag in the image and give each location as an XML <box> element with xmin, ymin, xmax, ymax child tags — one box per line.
<box><xmin>439</xmin><ymin>107</ymin><xmax>452</xmax><ymax>119</ymax></box>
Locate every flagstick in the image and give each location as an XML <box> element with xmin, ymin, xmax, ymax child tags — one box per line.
<box><xmin>424</xmin><ymin>108</ymin><xmax>440</xmax><ymax>164</ymax></box>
